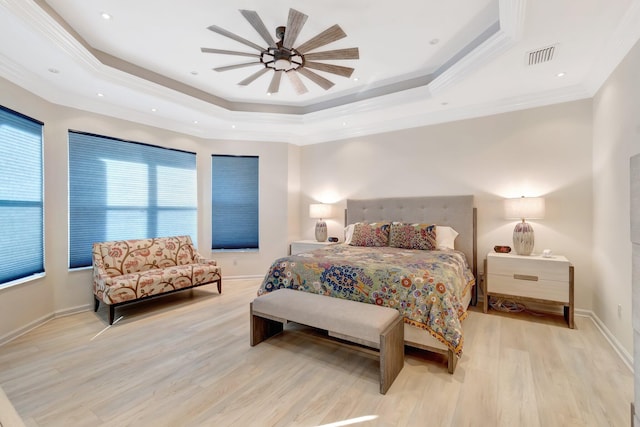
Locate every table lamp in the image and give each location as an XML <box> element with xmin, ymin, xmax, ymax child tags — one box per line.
<box><xmin>309</xmin><ymin>203</ymin><xmax>332</xmax><ymax>242</ymax></box>
<box><xmin>504</xmin><ymin>196</ymin><xmax>545</xmax><ymax>255</ymax></box>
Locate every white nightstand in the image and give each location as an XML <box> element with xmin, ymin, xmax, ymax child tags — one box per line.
<box><xmin>483</xmin><ymin>252</ymin><xmax>574</xmax><ymax>328</ymax></box>
<box><xmin>290</xmin><ymin>240</ymin><xmax>337</xmax><ymax>255</ymax></box>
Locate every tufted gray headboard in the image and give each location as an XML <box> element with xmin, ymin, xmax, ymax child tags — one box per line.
<box><xmin>346</xmin><ymin>195</ymin><xmax>477</xmax><ymax>280</ymax></box>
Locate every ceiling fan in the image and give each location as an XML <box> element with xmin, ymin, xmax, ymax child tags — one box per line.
<box><xmin>200</xmin><ymin>8</ymin><xmax>359</xmax><ymax>95</ymax></box>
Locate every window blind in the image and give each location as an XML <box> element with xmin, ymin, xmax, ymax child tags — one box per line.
<box><xmin>0</xmin><ymin>106</ymin><xmax>44</xmax><ymax>285</ymax></box>
<box><xmin>211</xmin><ymin>155</ymin><xmax>259</xmax><ymax>250</ymax></box>
<box><xmin>68</xmin><ymin>132</ymin><xmax>197</xmax><ymax>268</ymax></box>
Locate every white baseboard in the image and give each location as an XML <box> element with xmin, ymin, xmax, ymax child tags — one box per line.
<box><xmin>55</xmin><ymin>304</ymin><xmax>92</xmax><ymax>318</ymax></box>
<box><xmin>0</xmin><ymin>312</ymin><xmax>54</xmax><ymax>347</ymax></box>
<box><xmin>577</xmin><ymin>308</ymin><xmax>634</xmax><ymax>373</ymax></box>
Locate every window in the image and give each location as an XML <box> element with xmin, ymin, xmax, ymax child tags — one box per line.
<box><xmin>0</xmin><ymin>106</ymin><xmax>44</xmax><ymax>286</ymax></box>
<box><xmin>211</xmin><ymin>155</ymin><xmax>259</xmax><ymax>250</ymax></box>
<box><xmin>68</xmin><ymin>132</ymin><xmax>197</xmax><ymax>268</ymax></box>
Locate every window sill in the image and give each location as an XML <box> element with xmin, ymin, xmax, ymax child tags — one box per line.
<box><xmin>211</xmin><ymin>248</ymin><xmax>259</xmax><ymax>254</ymax></box>
<box><xmin>0</xmin><ymin>272</ymin><xmax>46</xmax><ymax>291</ymax></box>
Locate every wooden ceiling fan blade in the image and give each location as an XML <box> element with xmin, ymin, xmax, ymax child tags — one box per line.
<box><xmin>304</xmin><ymin>62</ymin><xmax>354</xmax><ymax>78</ymax></box>
<box><xmin>214</xmin><ymin>62</ymin><xmax>262</xmax><ymax>72</ymax></box>
<box><xmin>287</xmin><ymin>71</ymin><xmax>308</xmax><ymax>94</ymax></box>
<box><xmin>304</xmin><ymin>48</ymin><xmax>359</xmax><ymax>61</ymax></box>
<box><xmin>267</xmin><ymin>70</ymin><xmax>283</xmax><ymax>94</ymax></box>
<box><xmin>240</xmin><ymin>10</ymin><xmax>276</xmax><ymax>48</ymax></box>
<box><xmin>238</xmin><ymin>68</ymin><xmax>270</xmax><ymax>86</ymax></box>
<box><xmin>297</xmin><ymin>68</ymin><xmax>335</xmax><ymax>90</ymax></box>
<box><xmin>282</xmin><ymin>8</ymin><xmax>308</xmax><ymax>49</ymax></box>
<box><xmin>201</xmin><ymin>48</ymin><xmax>260</xmax><ymax>58</ymax></box>
<box><xmin>296</xmin><ymin>25</ymin><xmax>347</xmax><ymax>54</ymax></box>
<box><xmin>207</xmin><ymin>25</ymin><xmax>265</xmax><ymax>52</ymax></box>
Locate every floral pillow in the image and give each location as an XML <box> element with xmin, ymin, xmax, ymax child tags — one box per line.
<box><xmin>389</xmin><ymin>222</ymin><xmax>437</xmax><ymax>250</ymax></box>
<box><xmin>349</xmin><ymin>222</ymin><xmax>390</xmax><ymax>247</ymax></box>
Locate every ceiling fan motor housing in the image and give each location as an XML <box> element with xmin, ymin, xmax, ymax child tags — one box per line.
<box><xmin>263</xmin><ymin>46</ymin><xmax>304</xmax><ymax>71</ymax></box>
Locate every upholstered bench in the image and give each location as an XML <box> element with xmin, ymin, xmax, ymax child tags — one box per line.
<box><xmin>250</xmin><ymin>289</ymin><xmax>404</xmax><ymax>394</ymax></box>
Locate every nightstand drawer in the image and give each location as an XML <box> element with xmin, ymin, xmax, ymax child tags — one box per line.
<box><xmin>489</xmin><ymin>255</ymin><xmax>569</xmax><ymax>282</ymax></box>
<box><xmin>487</xmin><ymin>273</ymin><xmax>569</xmax><ymax>303</ymax></box>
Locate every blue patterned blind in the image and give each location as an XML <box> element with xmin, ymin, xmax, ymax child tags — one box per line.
<box><xmin>68</xmin><ymin>132</ymin><xmax>197</xmax><ymax>268</ymax></box>
<box><xmin>0</xmin><ymin>106</ymin><xmax>44</xmax><ymax>285</ymax></box>
<box><xmin>211</xmin><ymin>155</ymin><xmax>259</xmax><ymax>250</ymax></box>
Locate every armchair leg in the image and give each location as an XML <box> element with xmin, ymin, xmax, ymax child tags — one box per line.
<box><xmin>217</xmin><ymin>279</ymin><xmax>222</xmax><ymax>294</ymax></box>
<box><xmin>94</xmin><ymin>297</ymin><xmax>100</xmax><ymax>312</ymax></box>
<box><xmin>109</xmin><ymin>305</ymin><xmax>115</xmax><ymax>325</ymax></box>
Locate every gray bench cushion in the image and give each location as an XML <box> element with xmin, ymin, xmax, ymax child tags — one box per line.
<box><xmin>251</xmin><ymin>288</ymin><xmax>400</xmax><ymax>346</ymax></box>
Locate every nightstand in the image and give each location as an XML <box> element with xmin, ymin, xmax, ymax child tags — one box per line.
<box><xmin>290</xmin><ymin>240</ymin><xmax>337</xmax><ymax>255</ymax></box>
<box><xmin>483</xmin><ymin>252</ymin><xmax>574</xmax><ymax>328</ymax></box>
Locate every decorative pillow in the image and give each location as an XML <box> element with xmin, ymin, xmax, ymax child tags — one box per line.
<box><xmin>349</xmin><ymin>222</ymin><xmax>390</xmax><ymax>247</ymax></box>
<box><xmin>436</xmin><ymin>226</ymin><xmax>459</xmax><ymax>250</ymax></box>
<box><xmin>344</xmin><ymin>223</ymin><xmax>356</xmax><ymax>244</ymax></box>
<box><xmin>389</xmin><ymin>223</ymin><xmax>437</xmax><ymax>250</ymax></box>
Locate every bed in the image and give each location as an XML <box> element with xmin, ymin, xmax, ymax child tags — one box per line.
<box><xmin>257</xmin><ymin>195</ymin><xmax>477</xmax><ymax>373</ymax></box>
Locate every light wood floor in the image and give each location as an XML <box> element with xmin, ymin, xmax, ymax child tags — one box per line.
<box><xmin>0</xmin><ymin>279</ymin><xmax>633</xmax><ymax>427</ymax></box>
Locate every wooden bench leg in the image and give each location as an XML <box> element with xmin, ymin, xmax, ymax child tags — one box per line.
<box><xmin>250</xmin><ymin>303</ymin><xmax>283</xmax><ymax>346</ymax></box>
<box><xmin>379</xmin><ymin>316</ymin><xmax>404</xmax><ymax>394</ymax></box>
<box><xmin>447</xmin><ymin>349</ymin><xmax>458</xmax><ymax>374</ymax></box>
<box><xmin>217</xmin><ymin>279</ymin><xmax>222</xmax><ymax>294</ymax></box>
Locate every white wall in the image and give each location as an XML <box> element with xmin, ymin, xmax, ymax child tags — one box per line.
<box><xmin>593</xmin><ymin>37</ymin><xmax>640</xmax><ymax>385</ymax></box>
<box><xmin>0</xmin><ymin>77</ymin><xmax>294</xmax><ymax>343</ymax></box>
<box><xmin>299</xmin><ymin>100</ymin><xmax>594</xmax><ymax>311</ymax></box>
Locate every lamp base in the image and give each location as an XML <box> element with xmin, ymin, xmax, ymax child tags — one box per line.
<box><xmin>315</xmin><ymin>220</ymin><xmax>327</xmax><ymax>242</ymax></box>
<box><xmin>513</xmin><ymin>221</ymin><xmax>534</xmax><ymax>255</ymax></box>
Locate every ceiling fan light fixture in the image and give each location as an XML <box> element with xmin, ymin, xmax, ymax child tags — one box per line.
<box><xmin>275</xmin><ymin>58</ymin><xmax>293</xmax><ymax>71</ymax></box>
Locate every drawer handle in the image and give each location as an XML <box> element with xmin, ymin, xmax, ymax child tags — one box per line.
<box><xmin>514</xmin><ymin>274</ymin><xmax>538</xmax><ymax>281</ymax></box>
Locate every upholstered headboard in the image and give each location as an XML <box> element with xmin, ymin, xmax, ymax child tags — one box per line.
<box><xmin>346</xmin><ymin>195</ymin><xmax>477</xmax><ymax>278</ymax></box>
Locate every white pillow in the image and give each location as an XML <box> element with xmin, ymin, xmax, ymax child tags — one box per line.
<box><xmin>436</xmin><ymin>226</ymin><xmax>458</xmax><ymax>250</ymax></box>
<box><xmin>344</xmin><ymin>223</ymin><xmax>355</xmax><ymax>244</ymax></box>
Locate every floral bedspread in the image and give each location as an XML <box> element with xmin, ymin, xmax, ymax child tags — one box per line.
<box><xmin>257</xmin><ymin>244</ymin><xmax>475</xmax><ymax>356</ymax></box>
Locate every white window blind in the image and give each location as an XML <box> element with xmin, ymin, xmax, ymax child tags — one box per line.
<box><xmin>211</xmin><ymin>155</ymin><xmax>259</xmax><ymax>250</ymax></box>
<box><xmin>68</xmin><ymin>131</ymin><xmax>197</xmax><ymax>268</ymax></box>
<box><xmin>0</xmin><ymin>106</ymin><xmax>44</xmax><ymax>285</ymax></box>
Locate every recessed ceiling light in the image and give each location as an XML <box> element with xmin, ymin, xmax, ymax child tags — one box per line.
<box><xmin>151</xmin><ymin>108</ymin><xmax>157</xmax><ymax>112</ymax></box>
<box><xmin>97</xmin><ymin>92</ymin><xmax>104</xmax><ymax>97</ymax></box>
<box><xmin>231</xmin><ymin>124</ymin><xmax>236</xmax><ymax>129</ymax></box>
<box><xmin>266</xmin><ymin>92</ymin><xmax>272</xmax><ymax>96</ymax></box>
<box><xmin>556</xmin><ymin>72</ymin><xmax>566</xmax><ymax>77</ymax></box>
<box><xmin>430</xmin><ymin>38</ymin><xmax>440</xmax><ymax>45</ymax></box>
<box><xmin>193</xmin><ymin>120</ymin><xmax>198</xmax><ymax>124</ymax></box>
<box><xmin>101</xmin><ymin>12</ymin><xmax>112</xmax><ymax>20</ymax></box>
<box><xmin>48</xmin><ymin>68</ymin><xmax>59</xmax><ymax>74</ymax></box>
<box><xmin>342</xmin><ymin>122</ymin><xmax>347</xmax><ymax>127</ymax></box>
<box><xmin>353</xmin><ymin>77</ymin><xmax>359</xmax><ymax>82</ymax></box>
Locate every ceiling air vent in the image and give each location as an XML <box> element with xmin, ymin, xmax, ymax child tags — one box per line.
<box><xmin>526</xmin><ymin>45</ymin><xmax>556</xmax><ymax>65</ymax></box>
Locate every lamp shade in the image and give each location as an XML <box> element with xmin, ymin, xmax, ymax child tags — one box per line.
<box><xmin>309</xmin><ymin>203</ymin><xmax>332</xmax><ymax>219</ymax></box>
<box><xmin>504</xmin><ymin>197</ymin><xmax>545</xmax><ymax>220</ymax></box>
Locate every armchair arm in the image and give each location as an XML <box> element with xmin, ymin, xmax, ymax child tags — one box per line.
<box><xmin>194</xmin><ymin>253</ymin><xmax>217</xmax><ymax>266</ymax></box>
<box><xmin>92</xmin><ymin>244</ymin><xmax>112</xmax><ymax>294</ymax></box>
